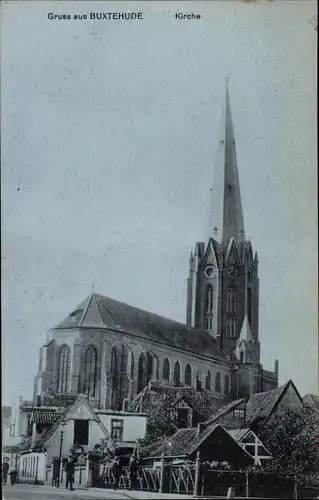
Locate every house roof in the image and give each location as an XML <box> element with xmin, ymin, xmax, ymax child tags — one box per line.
<box><xmin>129</xmin><ymin>382</ymin><xmax>224</xmax><ymax>421</ymax></box>
<box><xmin>203</xmin><ymin>398</ymin><xmax>246</xmax><ymax>427</ymax></box>
<box><xmin>32</xmin><ymin>410</ymin><xmax>60</xmax><ymax>425</ymax></box>
<box><xmin>143</xmin><ymin>424</ymin><xmax>252</xmax><ymax>464</ymax></box>
<box><xmin>303</xmin><ymin>394</ymin><xmax>319</xmax><ymax>409</ymax></box>
<box><xmin>245</xmin><ymin>379</ymin><xmax>302</xmax><ymax>426</ymax></box>
<box><xmin>227</xmin><ymin>428</ymin><xmax>250</xmax><ymax>442</ymax></box>
<box><xmin>51</xmin><ymin>293</ymin><xmax>222</xmax><ymax>360</ymax></box>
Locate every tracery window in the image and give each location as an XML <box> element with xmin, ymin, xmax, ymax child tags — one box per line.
<box><xmin>174</xmin><ymin>361</ymin><xmax>181</xmax><ymax>386</ymax></box>
<box><xmin>226</xmin><ymin>317</ymin><xmax>236</xmax><ymax>338</ymax></box>
<box><xmin>83</xmin><ymin>345</ymin><xmax>97</xmax><ymax>398</ymax></box>
<box><xmin>185</xmin><ymin>363</ymin><xmax>192</xmax><ymax>386</ymax></box>
<box><xmin>204</xmin><ymin>317</ymin><xmax>213</xmax><ymax>330</ymax></box>
<box><xmin>56</xmin><ymin>344</ymin><xmax>71</xmax><ymax>393</ymax></box>
<box><xmin>227</xmin><ymin>288</ymin><xmax>237</xmax><ymax>313</ymax></box>
<box><xmin>206</xmin><ymin>285</ymin><xmax>214</xmax><ymax>313</ymax></box>
<box><xmin>163</xmin><ymin>358</ymin><xmax>170</xmax><ymax>382</ymax></box>
<box><xmin>215</xmin><ymin>372</ymin><xmax>221</xmax><ymax>393</ymax></box>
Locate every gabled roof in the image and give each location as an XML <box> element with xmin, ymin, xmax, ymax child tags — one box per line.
<box><xmin>203</xmin><ymin>398</ymin><xmax>246</xmax><ymax>427</ymax></box>
<box><xmin>245</xmin><ymin>379</ymin><xmax>303</xmax><ymax>426</ymax></box>
<box><xmin>51</xmin><ymin>293</ymin><xmax>222</xmax><ymax>360</ymax></box>
<box><xmin>129</xmin><ymin>382</ymin><xmax>223</xmax><ymax>422</ymax></box>
<box><xmin>27</xmin><ymin>396</ymin><xmax>111</xmax><ymax>452</ymax></box>
<box><xmin>142</xmin><ymin>424</ymin><xmax>253</xmax><ymax>464</ymax></box>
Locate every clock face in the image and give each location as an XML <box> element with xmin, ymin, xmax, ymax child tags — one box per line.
<box><xmin>204</xmin><ymin>265</ymin><xmax>216</xmax><ymax>279</ymax></box>
<box><xmin>225</xmin><ymin>264</ymin><xmax>239</xmax><ymax>280</ymax></box>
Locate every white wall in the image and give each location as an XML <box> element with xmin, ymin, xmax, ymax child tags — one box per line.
<box><xmin>96</xmin><ymin>413</ymin><xmax>147</xmax><ymax>442</ymax></box>
<box><xmin>19</xmin><ymin>452</ymin><xmax>46</xmax><ymax>483</ymax></box>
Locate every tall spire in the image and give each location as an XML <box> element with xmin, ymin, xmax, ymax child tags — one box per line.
<box><xmin>208</xmin><ymin>81</ymin><xmax>245</xmax><ymax>247</ymax></box>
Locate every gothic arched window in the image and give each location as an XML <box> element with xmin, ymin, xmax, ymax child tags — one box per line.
<box><xmin>137</xmin><ymin>351</ymin><xmax>153</xmax><ymax>393</ymax></box>
<box><xmin>247</xmin><ymin>287</ymin><xmax>252</xmax><ymax>326</ymax></box>
<box><xmin>153</xmin><ymin>354</ymin><xmax>159</xmax><ymax>380</ymax></box>
<box><xmin>215</xmin><ymin>372</ymin><xmax>221</xmax><ymax>393</ymax></box>
<box><xmin>240</xmin><ymin>351</ymin><xmax>244</xmax><ymax>363</ymax></box>
<box><xmin>163</xmin><ymin>358</ymin><xmax>170</xmax><ymax>382</ymax></box>
<box><xmin>130</xmin><ymin>352</ymin><xmax>135</xmax><ymax>378</ymax></box>
<box><xmin>83</xmin><ymin>345</ymin><xmax>97</xmax><ymax>398</ymax></box>
<box><xmin>227</xmin><ymin>288</ymin><xmax>237</xmax><ymax>313</ymax></box>
<box><xmin>226</xmin><ymin>317</ymin><xmax>236</xmax><ymax>338</ymax></box>
<box><xmin>206</xmin><ymin>285</ymin><xmax>214</xmax><ymax>313</ymax></box>
<box><xmin>185</xmin><ymin>364</ymin><xmax>192</xmax><ymax>386</ymax></box>
<box><xmin>224</xmin><ymin>374</ymin><xmax>230</xmax><ymax>395</ymax></box>
<box><xmin>174</xmin><ymin>361</ymin><xmax>181</xmax><ymax>386</ymax></box>
<box><xmin>205</xmin><ymin>370</ymin><xmax>212</xmax><ymax>390</ymax></box>
<box><xmin>56</xmin><ymin>344</ymin><xmax>71</xmax><ymax>393</ymax></box>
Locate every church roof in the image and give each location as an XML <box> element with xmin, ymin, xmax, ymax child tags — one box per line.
<box><xmin>52</xmin><ymin>293</ymin><xmax>222</xmax><ymax>360</ymax></box>
<box><xmin>129</xmin><ymin>382</ymin><xmax>224</xmax><ymax>421</ymax></box>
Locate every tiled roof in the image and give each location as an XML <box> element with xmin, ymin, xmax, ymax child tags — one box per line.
<box><xmin>143</xmin><ymin>424</ymin><xmax>253</xmax><ymax>465</ymax></box>
<box><xmin>245</xmin><ymin>380</ymin><xmax>301</xmax><ymax>425</ymax></box>
<box><xmin>32</xmin><ymin>407</ymin><xmax>70</xmax><ymax>451</ymax></box>
<box><xmin>52</xmin><ymin>293</ymin><xmax>222</xmax><ymax>359</ymax></box>
<box><xmin>32</xmin><ymin>410</ymin><xmax>60</xmax><ymax>425</ymax></box>
<box><xmin>129</xmin><ymin>382</ymin><xmax>223</xmax><ymax>421</ymax></box>
<box><xmin>203</xmin><ymin>398</ymin><xmax>245</xmax><ymax>427</ymax></box>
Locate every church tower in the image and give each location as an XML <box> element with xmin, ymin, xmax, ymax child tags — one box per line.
<box><xmin>186</xmin><ymin>83</ymin><xmax>260</xmax><ymax>378</ymax></box>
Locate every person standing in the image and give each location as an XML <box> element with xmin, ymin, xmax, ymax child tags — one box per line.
<box><xmin>64</xmin><ymin>458</ymin><xmax>75</xmax><ymax>491</ymax></box>
<box><xmin>112</xmin><ymin>457</ymin><xmax>121</xmax><ymax>490</ymax></box>
<box><xmin>2</xmin><ymin>460</ymin><xmax>9</xmax><ymax>485</ymax></box>
<box><xmin>129</xmin><ymin>456</ymin><xmax>137</xmax><ymax>490</ymax></box>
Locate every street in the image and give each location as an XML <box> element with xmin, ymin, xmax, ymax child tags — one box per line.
<box><xmin>2</xmin><ymin>484</ymin><xmax>192</xmax><ymax>500</ymax></box>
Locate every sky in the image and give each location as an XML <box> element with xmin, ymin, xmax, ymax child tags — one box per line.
<box><xmin>1</xmin><ymin>1</ymin><xmax>318</xmax><ymax>406</ymax></box>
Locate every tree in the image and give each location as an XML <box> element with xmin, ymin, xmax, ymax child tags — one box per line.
<box><xmin>258</xmin><ymin>405</ymin><xmax>319</xmax><ymax>484</ymax></box>
<box><xmin>141</xmin><ymin>400</ymin><xmax>178</xmax><ymax>445</ymax></box>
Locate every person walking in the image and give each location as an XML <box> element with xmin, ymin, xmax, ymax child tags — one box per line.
<box><xmin>64</xmin><ymin>458</ymin><xmax>75</xmax><ymax>491</ymax></box>
<box><xmin>2</xmin><ymin>460</ymin><xmax>9</xmax><ymax>485</ymax></box>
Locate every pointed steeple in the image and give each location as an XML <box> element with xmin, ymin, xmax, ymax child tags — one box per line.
<box><xmin>208</xmin><ymin>81</ymin><xmax>245</xmax><ymax>248</ymax></box>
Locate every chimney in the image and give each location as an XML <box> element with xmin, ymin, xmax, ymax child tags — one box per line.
<box><xmin>274</xmin><ymin>359</ymin><xmax>279</xmax><ymax>380</ymax></box>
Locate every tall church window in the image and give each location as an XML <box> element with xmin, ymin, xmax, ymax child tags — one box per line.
<box><xmin>137</xmin><ymin>351</ymin><xmax>153</xmax><ymax>393</ymax></box>
<box><xmin>163</xmin><ymin>358</ymin><xmax>170</xmax><ymax>382</ymax></box>
<box><xmin>205</xmin><ymin>370</ymin><xmax>212</xmax><ymax>390</ymax></box>
<box><xmin>206</xmin><ymin>285</ymin><xmax>214</xmax><ymax>313</ymax></box>
<box><xmin>185</xmin><ymin>364</ymin><xmax>192</xmax><ymax>386</ymax></box>
<box><xmin>247</xmin><ymin>351</ymin><xmax>252</xmax><ymax>363</ymax></box>
<box><xmin>215</xmin><ymin>372</ymin><xmax>221</xmax><ymax>393</ymax></box>
<box><xmin>56</xmin><ymin>344</ymin><xmax>71</xmax><ymax>393</ymax></box>
<box><xmin>240</xmin><ymin>351</ymin><xmax>244</xmax><ymax>363</ymax></box>
<box><xmin>204</xmin><ymin>317</ymin><xmax>213</xmax><ymax>330</ymax></box>
<box><xmin>111</xmin><ymin>347</ymin><xmax>119</xmax><ymax>410</ymax></box>
<box><xmin>224</xmin><ymin>374</ymin><xmax>230</xmax><ymax>395</ymax></box>
<box><xmin>130</xmin><ymin>352</ymin><xmax>135</xmax><ymax>378</ymax></box>
<box><xmin>153</xmin><ymin>354</ymin><xmax>159</xmax><ymax>380</ymax></box>
<box><xmin>226</xmin><ymin>317</ymin><xmax>236</xmax><ymax>338</ymax></box>
<box><xmin>174</xmin><ymin>361</ymin><xmax>181</xmax><ymax>386</ymax></box>
<box><xmin>227</xmin><ymin>288</ymin><xmax>237</xmax><ymax>313</ymax></box>
<box><xmin>83</xmin><ymin>345</ymin><xmax>97</xmax><ymax>398</ymax></box>
<box><xmin>247</xmin><ymin>288</ymin><xmax>252</xmax><ymax>326</ymax></box>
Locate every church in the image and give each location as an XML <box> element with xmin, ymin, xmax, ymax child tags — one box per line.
<box><xmin>33</xmin><ymin>85</ymin><xmax>278</xmax><ymax>412</ymax></box>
